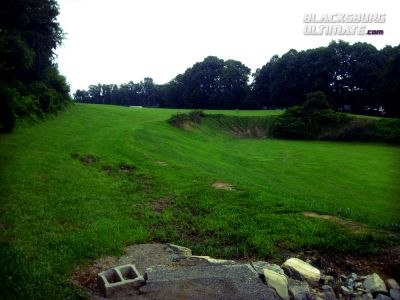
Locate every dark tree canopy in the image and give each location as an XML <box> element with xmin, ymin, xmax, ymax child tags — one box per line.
<box><xmin>251</xmin><ymin>41</ymin><xmax>400</xmax><ymax>116</ymax></box>
<box><xmin>75</xmin><ymin>57</ymin><xmax>252</xmax><ymax>109</ymax></box>
<box><xmin>0</xmin><ymin>0</ymin><xmax>70</xmax><ymax>132</ymax></box>
<box><xmin>74</xmin><ymin>41</ymin><xmax>399</xmax><ymax>117</ymax></box>
<box><xmin>162</xmin><ymin>56</ymin><xmax>251</xmax><ymax>109</ymax></box>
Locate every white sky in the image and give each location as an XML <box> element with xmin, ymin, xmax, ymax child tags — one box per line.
<box><xmin>55</xmin><ymin>0</ymin><xmax>400</xmax><ymax>93</ymax></box>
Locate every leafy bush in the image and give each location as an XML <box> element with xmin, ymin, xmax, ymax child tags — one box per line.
<box><xmin>272</xmin><ymin>91</ymin><xmax>400</xmax><ymax>142</ymax></box>
<box><xmin>0</xmin><ymin>0</ymin><xmax>71</xmax><ymax>133</ymax></box>
<box><xmin>272</xmin><ymin>92</ymin><xmax>350</xmax><ymax>139</ymax></box>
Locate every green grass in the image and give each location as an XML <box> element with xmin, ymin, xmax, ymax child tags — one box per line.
<box><xmin>1</xmin><ymin>104</ymin><xmax>399</xmax><ymax>299</ymax></box>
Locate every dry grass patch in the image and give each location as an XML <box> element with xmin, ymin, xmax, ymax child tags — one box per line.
<box><xmin>212</xmin><ymin>182</ymin><xmax>234</xmax><ymax>191</ymax></box>
<box><xmin>303</xmin><ymin>211</ymin><xmax>369</xmax><ymax>233</ymax></box>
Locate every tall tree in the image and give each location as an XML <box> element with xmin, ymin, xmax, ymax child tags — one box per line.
<box><xmin>0</xmin><ymin>0</ymin><xmax>70</xmax><ymax>132</ymax></box>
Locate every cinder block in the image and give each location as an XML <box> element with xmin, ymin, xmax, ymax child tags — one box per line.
<box><xmin>97</xmin><ymin>264</ymin><xmax>145</xmax><ymax>297</ymax></box>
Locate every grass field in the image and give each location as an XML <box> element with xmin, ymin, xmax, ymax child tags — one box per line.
<box><xmin>1</xmin><ymin>104</ymin><xmax>399</xmax><ymax>299</ymax></box>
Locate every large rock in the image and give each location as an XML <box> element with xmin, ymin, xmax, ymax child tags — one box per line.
<box><xmin>316</xmin><ymin>291</ymin><xmax>337</xmax><ymax>300</ymax></box>
<box><xmin>363</xmin><ymin>293</ymin><xmax>373</xmax><ymax>300</ymax></box>
<box><xmin>288</xmin><ymin>279</ymin><xmax>312</xmax><ymax>300</ymax></box>
<box><xmin>262</xmin><ymin>268</ymin><xmax>289</xmax><ymax>300</ymax></box>
<box><xmin>390</xmin><ymin>288</ymin><xmax>400</xmax><ymax>300</ymax></box>
<box><xmin>282</xmin><ymin>258</ymin><xmax>320</xmax><ymax>286</ymax></box>
<box><xmin>251</xmin><ymin>261</ymin><xmax>285</xmax><ymax>275</ymax></box>
<box><xmin>341</xmin><ymin>285</ymin><xmax>353</xmax><ymax>295</ymax></box>
<box><xmin>375</xmin><ymin>294</ymin><xmax>391</xmax><ymax>300</ymax></box>
<box><xmin>140</xmin><ymin>264</ymin><xmax>280</xmax><ymax>300</ymax></box>
<box><xmin>362</xmin><ymin>273</ymin><xmax>387</xmax><ymax>294</ymax></box>
<box><xmin>387</xmin><ymin>279</ymin><xmax>400</xmax><ymax>289</ymax></box>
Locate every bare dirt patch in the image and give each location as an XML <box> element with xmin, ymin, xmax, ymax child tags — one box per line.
<box><xmin>71</xmin><ymin>153</ymin><xmax>98</xmax><ymax>165</ymax></box>
<box><xmin>227</xmin><ymin>127</ymin><xmax>268</xmax><ymax>138</ymax></box>
<box><xmin>81</xmin><ymin>155</ymin><xmax>97</xmax><ymax>164</ymax></box>
<box><xmin>101</xmin><ymin>166</ymin><xmax>113</xmax><ymax>175</ymax></box>
<box><xmin>302</xmin><ymin>211</ymin><xmax>368</xmax><ymax>233</ymax></box>
<box><xmin>212</xmin><ymin>182</ymin><xmax>234</xmax><ymax>191</ymax></box>
<box><xmin>181</xmin><ymin>121</ymin><xmax>193</xmax><ymax>131</ymax></box>
<box><xmin>119</xmin><ymin>164</ymin><xmax>135</xmax><ymax>173</ymax></box>
<box><xmin>291</xmin><ymin>246</ymin><xmax>400</xmax><ymax>281</ymax></box>
<box><xmin>153</xmin><ymin>197</ymin><xmax>172</xmax><ymax>213</ymax></box>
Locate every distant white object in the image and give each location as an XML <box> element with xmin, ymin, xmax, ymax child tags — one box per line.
<box><xmin>129</xmin><ymin>106</ymin><xmax>143</xmax><ymax>108</ymax></box>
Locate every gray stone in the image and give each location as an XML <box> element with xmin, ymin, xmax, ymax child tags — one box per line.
<box><xmin>141</xmin><ymin>264</ymin><xmax>280</xmax><ymax>300</ymax></box>
<box><xmin>263</xmin><ymin>268</ymin><xmax>289</xmax><ymax>300</ymax></box>
<box><xmin>265</xmin><ymin>264</ymin><xmax>285</xmax><ymax>275</ymax></box>
<box><xmin>316</xmin><ymin>291</ymin><xmax>337</xmax><ymax>300</ymax></box>
<box><xmin>390</xmin><ymin>288</ymin><xmax>400</xmax><ymax>300</ymax></box>
<box><xmin>353</xmin><ymin>291</ymin><xmax>363</xmax><ymax>297</ymax></box>
<box><xmin>363</xmin><ymin>273</ymin><xmax>387</xmax><ymax>294</ymax></box>
<box><xmin>347</xmin><ymin>278</ymin><xmax>355</xmax><ymax>287</ymax></box>
<box><xmin>288</xmin><ymin>280</ymin><xmax>312</xmax><ymax>300</ymax></box>
<box><xmin>355</xmin><ymin>282</ymin><xmax>363</xmax><ymax>288</ymax></box>
<box><xmin>387</xmin><ymin>279</ymin><xmax>400</xmax><ymax>289</ymax></box>
<box><xmin>340</xmin><ymin>285</ymin><xmax>353</xmax><ymax>295</ymax></box>
<box><xmin>321</xmin><ymin>275</ymin><xmax>334</xmax><ymax>285</ymax></box>
<box><xmin>251</xmin><ymin>261</ymin><xmax>269</xmax><ymax>274</ymax></box>
<box><xmin>251</xmin><ymin>261</ymin><xmax>285</xmax><ymax>275</ymax></box>
<box><xmin>339</xmin><ymin>275</ymin><xmax>347</xmax><ymax>284</ymax></box>
<box><xmin>363</xmin><ymin>292</ymin><xmax>373</xmax><ymax>300</ymax></box>
<box><xmin>321</xmin><ymin>285</ymin><xmax>333</xmax><ymax>292</ymax></box>
<box><xmin>375</xmin><ymin>294</ymin><xmax>392</xmax><ymax>300</ymax></box>
<box><xmin>282</xmin><ymin>258</ymin><xmax>320</xmax><ymax>286</ymax></box>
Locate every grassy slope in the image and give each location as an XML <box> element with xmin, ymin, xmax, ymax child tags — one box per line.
<box><xmin>1</xmin><ymin>104</ymin><xmax>399</xmax><ymax>299</ymax></box>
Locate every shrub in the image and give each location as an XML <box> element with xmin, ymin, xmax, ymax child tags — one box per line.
<box><xmin>272</xmin><ymin>92</ymin><xmax>351</xmax><ymax>139</ymax></box>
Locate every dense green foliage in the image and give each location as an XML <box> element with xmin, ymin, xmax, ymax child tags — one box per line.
<box><xmin>75</xmin><ymin>56</ymin><xmax>251</xmax><ymax>109</ymax></box>
<box><xmin>0</xmin><ymin>0</ymin><xmax>71</xmax><ymax>132</ymax></box>
<box><xmin>252</xmin><ymin>41</ymin><xmax>400</xmax><ymax>116</ymax></box>
<box><xmin>272</xmin><ymin>92</ymin><xmax>351</xmax><ymax>139</ymax></box>
<box><xmin>164</xmin><ymin>57</ymin><xmax>251</xmax><ymax>109</ymax></box>
<box><xmin>168</xmin><ymin>92</ymin><xmax>400</xmax><ymax>142</ymax></box>
<box><xmin>74</xmin><ymin>41</ymin><xmax>400</xmax><ymax>116</ymax></box>
<box><xmin>1</xmin><ymin>104</ymin><xmax>399</xmax><ymax>298</ymax></box>
<box><xmin>272</xmin><ymin>92</ymin><xmax>400</xmax><ymax>142</ymax></box>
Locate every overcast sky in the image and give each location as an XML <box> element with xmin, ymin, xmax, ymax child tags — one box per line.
<box><xmin>55</xmin><ymin>0</ymin><xmax>400</xmax><ymax>93</ymax></box>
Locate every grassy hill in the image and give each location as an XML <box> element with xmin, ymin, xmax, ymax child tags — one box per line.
<box><xmin>1</xmin><ymin>104</ymin><xmax>399</xmax><ymax>299</ymax></box>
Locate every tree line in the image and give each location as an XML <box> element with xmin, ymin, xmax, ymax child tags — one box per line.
<box><xmin>75</xmin><ymin>41</ymin><xmax>399</xmax><ymax>117</ymax></box>
<box><xmin>0</xmin><ymin>0</ymin><xmax>71</xmax><ymax>133</ymax></box>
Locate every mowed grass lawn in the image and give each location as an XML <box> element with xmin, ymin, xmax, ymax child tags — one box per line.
<box><xmin>1</xmin><ymin>104</ymin><xmax>399</xmax><ymax>299</ymax></box>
